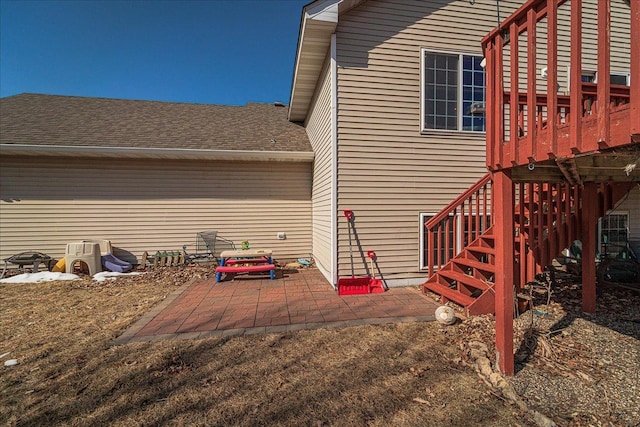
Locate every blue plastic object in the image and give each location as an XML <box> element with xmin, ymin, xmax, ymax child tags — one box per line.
<box><xmin>101</xmin><ymin>254</ymin><xmax>133</xmax><ymax>273</ymax></box>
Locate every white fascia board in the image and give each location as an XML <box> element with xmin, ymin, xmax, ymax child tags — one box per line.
<box><xmin>306</xmin><ymin>0</ymin><xmax>340</xmax><ymax>21</ymax></box>
<box><xmin>0</xmin><ymin>144</ymin><xmax>314</xmax><ymax>162</ymax></box>
<box><xmin>288</xmin><ymin>0</ymin><xmax>340</xmax><ymax>122</ymax></box>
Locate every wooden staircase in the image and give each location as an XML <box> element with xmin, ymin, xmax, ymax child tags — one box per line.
<box><xmin>423</xmin><ymin>226</ymin><xmax>496</xmax><ymax>315</ymax></box>
<box><xmin>476</xmin><ymin>0</ymin><xmax>637</xmax><ymax>375</ymax></box>
<box><xmin>422</xmin><ymin>178</ymin><xmax>633</xmax><ymax>316</ymax></box>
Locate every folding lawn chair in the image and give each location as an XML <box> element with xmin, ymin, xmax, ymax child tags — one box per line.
<box><xmin>183</xmin><ymin>231</ymin><xmax>236</xmax><ymax>265</ymax></box>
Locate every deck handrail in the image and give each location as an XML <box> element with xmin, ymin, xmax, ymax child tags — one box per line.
<box><xmin>425</xmin><ymin>173</ymin><xmax>492</xmax><ymax>228</ymax></box>
<box><xmin>425</xmin><ymin>173</ymin><xmax>492</xmax><ymax>277</ymax></box>
<box><xmin>502</xmin><ymin>84</ymin><xmax>631</xmax><ymax>107</ymax></box>
<box><xmin>482</xmin><ymin>0</ymin><xmax>634</xmax><ymax>171</ymax></box>
<box><xmin>481</xmin><ymin>0</ymin><xmax>568</xmax><ymax>46</ymax></box>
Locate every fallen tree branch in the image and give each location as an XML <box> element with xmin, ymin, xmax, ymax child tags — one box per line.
<box><xmin>464</xmin><ymin>341</ymin><xmax>558</xmax><ymax>427</ymax></box>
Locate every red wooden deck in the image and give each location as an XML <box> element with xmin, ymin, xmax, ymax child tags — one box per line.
<box><xmin>483</xmin><ymin>0</ymin><xmax>639</xmax><ymax>174</ymax></box>
<box><xmin>424</xmin><ymin>0</ymin><xmax>638</xmax><ymax>376</ymax></box>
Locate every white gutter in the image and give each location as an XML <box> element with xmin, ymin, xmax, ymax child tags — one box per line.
<box><xmin>330</xmin><ymin>32</ymin><xmax>339</xmax><ymax>288</ymax></box>
<box><xmin>0</xmin><ymin>144</ymin><xmax>314</xmax><ymax>162</ymax></box>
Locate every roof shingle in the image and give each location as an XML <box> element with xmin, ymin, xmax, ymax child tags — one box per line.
<box><xmin>0</xmin><ymin>93</ymin><xmax>311</xmax><ymax>153</ymax></box>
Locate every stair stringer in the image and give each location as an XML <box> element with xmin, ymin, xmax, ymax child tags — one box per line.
<box><xmin>423</xmin><ymin>228</ymin><xmax>496</xmax><ymax>316</ymax></box>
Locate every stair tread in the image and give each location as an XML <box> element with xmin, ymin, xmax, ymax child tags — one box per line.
<box><xmin>423</xmin><ymin>282</ymin><xmax>475</xmax><ymax>307</ymax></box>
<box><xmin>438</xmin><ymin>270</ymin><xmax>491</xmax><ymax>290</ymax></box>
<box><xmin>453</xmin><ymin>257</ymin><xmax>495</xmax><ymax>273</ymax></box>
<box><xmin>466</xmin><ymin>245</ymin><xmax>495</xmax><ymax>255</ymax></box>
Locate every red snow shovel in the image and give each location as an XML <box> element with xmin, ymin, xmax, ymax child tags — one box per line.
<box><xmin>337</xmin><ymin>210</ymin><xmax>370</xmax><ymax>295</ymax></box>
<box><xmin>337</xmin><ymin>211</ymin><xmax>384</xmax><ymax>295</ymax></box>
<box><xmin>367</xmin><ymin>250</ymin><xmax>385</xmax><ymax>293</ymax></box>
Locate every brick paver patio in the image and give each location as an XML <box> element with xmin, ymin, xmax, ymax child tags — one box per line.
<box><xmin>114</xmin><ymin>268</ymin><xmax>438</xmax><ymax>344</ymax></box>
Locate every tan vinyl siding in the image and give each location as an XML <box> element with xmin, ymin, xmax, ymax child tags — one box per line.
<box><xmin>620</xmin><ymin>186</ymin><xmax>640</xmax><ymax>246</ymax></box>
<box><xmin>333</xmin><ymin>0</ymin><xmax>631</xmax><ymax>282</ymax></box>
<box><xmin>304</xmin><ymin>56</ymin><xmax>334</xmax><ymax>276</ymax></box>
<box><xmin>0</xmin><ymin>157</ymin><xmax>312</xmax><ymax>264</ymax></box>
<box><xmin>334</xmin><ymin>0</ymin><xmax>522</xmax><ymax>281</ymax></box>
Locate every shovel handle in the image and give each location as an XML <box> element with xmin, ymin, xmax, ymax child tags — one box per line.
<box><xmin>367</xmin><ymin>250</ymin><xmax>376</xmax><ymax>260</ymax></box>
<box><xmin>343</xmin><ymin>210</ymin><xmax>353</xmax><ymax>221</ymax></box>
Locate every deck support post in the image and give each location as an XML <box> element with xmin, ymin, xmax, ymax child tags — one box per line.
<box><xmin>631</xmin><ymin>0</ymin><xmax>640</xmax><ymax>134</ymax></box>
<box><xmin>581</xmin><ymin>183</ymin><xmax>598</xmax><ymax>314</ymax></box>
<box><xmin>493</xmin><ymin>170</ymin><xmax>514</xmax><ymax>375</ymax></box>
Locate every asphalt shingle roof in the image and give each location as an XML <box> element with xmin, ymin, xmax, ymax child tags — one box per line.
<box><xmin>0</xmin><ymin>93</ymin><xmax>311</xmax><ymax>153</ymax></box>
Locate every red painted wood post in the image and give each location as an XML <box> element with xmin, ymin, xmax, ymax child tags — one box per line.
<box><xmin>536</xmin><ymin>183</ymin><xmax>544</xmax><ymax>274</ymax></box>
<box><xmin>631</xmin><ymin>0</ymin><xmax>640</xmax><ymax>134</ymax></box>
<box><xmin>436</xmin><ymin>222</ymin><xmax>443</xmax><ymax>268</ymax></box>
<box><xmin>566</xmin><ymin>184</ymin><xmax>574</xmax><ymax>245</ymax></box>
<box><xmin>510</xmin><ymin>22</ymin><xmax>519</xmax><ymax>165</ymax></box>
<box><xmin>544</xmin><ymin>184</ymin><xmax>552</xmax><ymax>268</ymax></box>
<box><xmin>493</xmin><ymin>170</ymin><xmax>515</xmax><ymax>376</ymax></box>
<box><xmin>453</xmin><ymin>208</ymin><xmax>459</xmax><ymax>256</ymax></box>
<box><xmin>519</xmin><ymin>183</ymin><xmax>527</xmax><ymax>289</ymax></box>
<box><xmin>527</xmin><ymin>8</ymin><xmax>537</xmax><ymax>162</ymax></box>
<box><xmin>597</xmin><ymin>0</ymin><xmax>611</xmax><ymax>146</ymax></box>
<box><xmin>547</xmin><ymin>0</ymin><xmax>558</xmax><ymax>156</ymax></box>
<box><xmin>581</xmin><ymin>183</ymin><xmax>599</xmax><ymax>314</ymax></box>
<box><xmin>496</xmin><ymin>33</ymin><xmax>505</xmax><ymax>167</ymax></box>
<box><xmin>549</xmin><ymin>184</ymin><xmax>557</xmax><ymax>261</ymax></box>
<box><xmin>483</xmin><ymin>182</ymin><xmax>489</xmax><ymax>232</ymax></box>
<box><xmin>486</xmin><ymin>42</ymin><xmax>496</xmax><ymax>169</ymax></box>
<box><xmin>574</xmin><ymin>186</ymin><xmax>582</xmax><ymax>244</ymax></box>
<box><xmin>559</xmin><ymin>184</ymin><xmax>568</xmax><ymax>251</ymax></box>
<box><xmin>468</xmin><ymin>198</ymin><xmax>473</xmax><ymax>245</ymax></box>
<box><xmin>570</xmin><ymin>0</ymin><xmax>582</xmax><ymax>152</ymax></box>
<box><xmin>427</xmin><ymin>228</ymin><xmax>435</xmax><ymax>278</ymax></box>
<box><xmin>527</xmin><ymin>182</ymin><xmax>535</xmax><ymax>283</ymax></box>
<box><xmin>461</xmin><ymin>201</ymin><xmax>466</xmax><ymax>253</ymax></box>
<box><xmin>475</xmin><ymin>189</ymin><xmax>481</xmax><ymax>239</ymax></box>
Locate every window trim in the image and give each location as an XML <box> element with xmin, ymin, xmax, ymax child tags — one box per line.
<box><xmin>598</xmin><ymin>211</ymin><xmax>630</xmax><ymax>258</ymax></box>
<box><xmin>420</xmin><ymin>48</ymin><xmax>486</xmax><ymax>135</ymax></box>
<box><xmin>566</xmin><ymin>67</ymin><xmax>631</xmax><ymax>91</ymax></box>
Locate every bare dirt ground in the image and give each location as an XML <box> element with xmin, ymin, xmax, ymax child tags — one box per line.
<box><xmin>1</xmin><ymin>266</ymin><xmax>639</xmax><ymax>427</ymax></box>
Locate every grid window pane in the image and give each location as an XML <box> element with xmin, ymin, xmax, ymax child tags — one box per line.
<box><xmin>461</xmin><ymin>55</ymin><xmax>485</xmax><ymax>131</ymax></box>
<box><xmin>600</xmin><ymin>213</ymin><xmax>629</xmax><ymax>258</ymax></box>
<box><xmin>423</xmin><ymin>53</ymin><xmax>458</xmax><ymax>130</ymax></box>
<box><xmin>423</xmin><ymin>51</ymin><xmax>484</xmax><ymax>132</ymax></box>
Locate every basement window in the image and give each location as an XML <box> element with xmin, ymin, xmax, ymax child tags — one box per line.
<box><xmin>598</xmin><ymin>212</ymin><xmax>630</xmax><ymax>259</ymax></box>
<box><xmin>421</xmin><ymin>49</ymin><xmax>486</xmax><ymax>133</ymax></box>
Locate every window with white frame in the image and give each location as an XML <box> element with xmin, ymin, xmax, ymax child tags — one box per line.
<box><xmin>598</xmin><ymin>212</ymin><xmax>629</xmax><ymax>258</ymax></box>
<box><xmin>421</xmin><ymin>50</ymin><xmax>485</xmax><ymax>133</ymax></box>
<box><xmin>567</xmin><ymin>68</ymin><xmax>631</xmax><ymax>90</ymax></box>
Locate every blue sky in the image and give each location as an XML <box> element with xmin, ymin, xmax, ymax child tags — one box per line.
<box><xmin>0</xmin><ymin>0</ymin><xmax>308</xmax><ymax>105</ymax></box>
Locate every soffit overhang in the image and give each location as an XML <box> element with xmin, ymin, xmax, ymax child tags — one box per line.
<box><xmin>288</xmin><ymin>0</ymin><xmax>365</xmax><ymax>122</ymax></box>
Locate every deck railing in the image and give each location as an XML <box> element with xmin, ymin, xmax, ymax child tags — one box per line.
<box><xmin>482</xmin><ymin>0</ymin><xmax>638</xmax><ymax>171</ymax></box>
<box><xmin>424</xmin><ymin>173</ymin><xmax>492</xmax><ymax>277</ymax></box>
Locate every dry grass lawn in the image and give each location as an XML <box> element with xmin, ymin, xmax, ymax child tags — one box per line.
<box><xmin>0</xmin><ymin>269</ymin><xmax>529</xmax><ymax>427</ymax></box>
